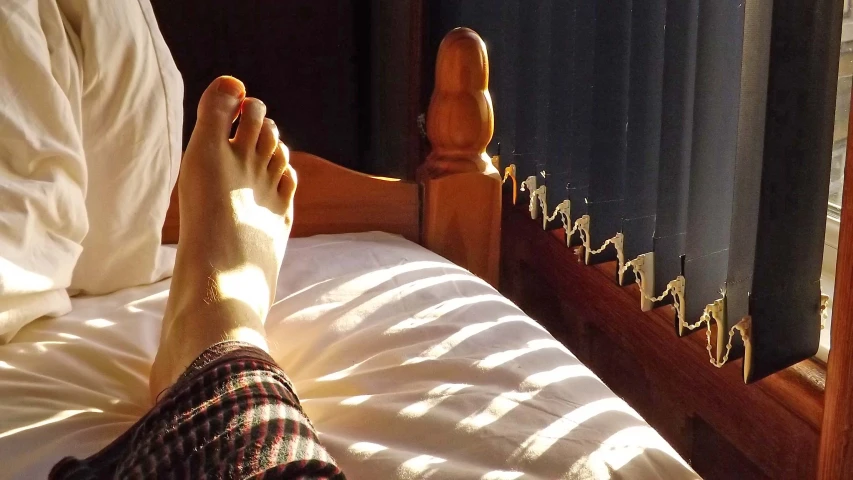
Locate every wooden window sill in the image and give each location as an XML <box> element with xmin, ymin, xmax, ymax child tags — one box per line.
<box><xmin>582</xmin><ymin>252</ymin><xmax>826</xmax><ymax>432</ymax></box>
<box><xmin>500</xmin><ymin>203</ymin><xmax>825</xmax><ymax>479</ymax></box>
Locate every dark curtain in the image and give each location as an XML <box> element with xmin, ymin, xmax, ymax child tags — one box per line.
<box><xmin>150</xmin><ymin>0</ymin><xmax>425</xmax><ymax>178</ymax></box>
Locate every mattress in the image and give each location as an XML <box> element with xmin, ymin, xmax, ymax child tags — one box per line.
<box><xmin>0</xmin><ymin>232</ymin><xmax>697</xmax><ymax>479</ymax></box>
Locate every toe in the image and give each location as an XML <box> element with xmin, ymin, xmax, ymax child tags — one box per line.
<box><xmin>278</xmin><ymin>150</ymin><xmax>297</xmax><ymax>197</ymax></box>
<box><xmin>233</xmin><ymin>98</ymin><xmax>266</xmax><ymax>152</ymax></box>
<box><xmin>267</xmin><ymin>139</ymin><xmax>288</xmax><ymax>178</ymax></box>
<box><xmin>195</xmin><ymin>76</ymin><xmax>245</xmax><ymax>138</ymax></box>
<box><xmin>279</xmin><ymin>164</ymin><xmax>297</xmax><ymax>226</ymax></box>
<box><xmin>257</xmin><ymin>118</ymin><xmax>280</xmax><ymax>160</ymax></box>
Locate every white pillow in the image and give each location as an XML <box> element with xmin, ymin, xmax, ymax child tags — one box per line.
<box><xmin>67</xmin><ymin>0</ymin><xmax>183</xmax><ymax>294</ymax></box>
<box><xmin>0</xmin><ymin>0</ymin><xmax>89</xmax><ymax>341</ymax></box>
<box><xmin>0</xmin><ymin>0</ymin><xmax>182</xmax><ymax>341</ymax></box>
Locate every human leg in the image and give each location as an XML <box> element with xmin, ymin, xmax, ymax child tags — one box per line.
<box><xmin>51</xmin><ymin>76</ymin><xmax>345</xmax><ymax>479</ymax></box>
<box><xmin>149</xmin><ymin>75</ymin><xmax>296</xmax><ymax>400</ymax></box>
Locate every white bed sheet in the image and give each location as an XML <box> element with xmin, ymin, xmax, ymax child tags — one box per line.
<box><xmin>0</xmin><ymin>232</ymin><xmax>697</xmax><ymax>479</ymax></box>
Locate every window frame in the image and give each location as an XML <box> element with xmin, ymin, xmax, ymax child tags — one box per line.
<box><xmin>819</xmin><ymin>212</ymin><xmax>840</xmax><ymax>362</ymax></box>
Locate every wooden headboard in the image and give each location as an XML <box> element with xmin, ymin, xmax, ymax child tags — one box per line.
<box><xmin>162</xmin><ymin>28</ymin><xmax>502</xmax><ymax>286</ymax></box>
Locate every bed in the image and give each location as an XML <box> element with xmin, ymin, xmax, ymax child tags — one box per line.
<box><xmin>0</xmin><ymin>28</ymin><xmax>698</xmax><ymax>479</ymax></box>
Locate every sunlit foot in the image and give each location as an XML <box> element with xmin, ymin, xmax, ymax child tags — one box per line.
<box><xmin>150</xmin><ymin>76</ymin><xmax>297</xmax><ymax>400</ymax></box>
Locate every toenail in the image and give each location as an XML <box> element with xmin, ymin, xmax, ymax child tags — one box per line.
<box><xmin>265</xmin><ymin>119</ymin><xmax>279</xmax><ymax>138</ymax></box>
<box><xmin>217</xmin><ymin>78</ymin><xmax>244</xmax><ymax>98</ymax></box>
<box><xmin>244</xmin><ymin>99</ymin><xmax>265</xmax><ymax>115</ymax></box>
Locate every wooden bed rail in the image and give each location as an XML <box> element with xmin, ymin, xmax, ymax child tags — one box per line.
<box><xmin>162</xmin><ymin>153</ymin><xmax>420</xmax><ymax>244</ymax></box>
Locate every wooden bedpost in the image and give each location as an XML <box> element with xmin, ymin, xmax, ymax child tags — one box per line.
<box><xmin>817</xmin><ymin>92</ymin><xmax>853</xmax><ymax>479</ymax></box>
<box><xmin>420</xmin><ymin>27</ymin><xmax>501</xmax><ymax>287</ymax></box>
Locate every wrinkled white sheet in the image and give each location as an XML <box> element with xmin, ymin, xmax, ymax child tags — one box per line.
<box><xmin>0</xmin><ymin>232</ymin><xmax>697</xmax><ymax>479</ymax></box>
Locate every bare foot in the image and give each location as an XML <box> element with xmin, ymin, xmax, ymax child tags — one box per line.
<box><xmin>150</xmin><ymin>76</ymin><xmax>297</xmax><ymax>400</ymax></box>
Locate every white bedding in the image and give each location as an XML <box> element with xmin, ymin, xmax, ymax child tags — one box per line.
<box><xmin>0</xmin><ymin>0</ymin><xmax>183</xmax><ymax>341</ymax></box>
<box><xmin>0</xmin><ymin>232</ymin><xmax>697</xmax><ymax>479</ymax></box>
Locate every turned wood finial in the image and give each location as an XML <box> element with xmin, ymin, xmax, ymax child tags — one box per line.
<box><xmin>421</xmin><ymin>28</ymin><xmax>499</xmax><ymax>180</ymax></box>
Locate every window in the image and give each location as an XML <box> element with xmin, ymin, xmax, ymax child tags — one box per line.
<box><xmin>818</xmin><ymin>0</ymin><xmax>853</xmax><ymax>361</ymax></box>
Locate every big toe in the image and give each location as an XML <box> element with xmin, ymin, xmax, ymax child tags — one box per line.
<box><xmin>195</xmin><ymin>76</ymin><xmax>246</xmax><ymax>137</ymax></box>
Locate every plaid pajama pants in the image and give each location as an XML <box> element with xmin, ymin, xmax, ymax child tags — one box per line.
<box><xmin>50</xmin><ymin>342</ymin><xmax>345</xmax><ymax>479</ymax></box>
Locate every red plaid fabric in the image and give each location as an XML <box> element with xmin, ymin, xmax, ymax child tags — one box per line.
<box><xmin>50</xmin><ymin>342</ymin><xmax>346</xmax><ymax>479</ymax></box>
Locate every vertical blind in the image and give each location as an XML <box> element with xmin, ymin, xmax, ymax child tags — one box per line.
<box><xmin>429</xmin><ymin>0</ymin><xmax>841</xmax><ymax>382</ymax></box>
<box><xmin>655</xmin><ymin>0</ymin><xmax>698</xmax><ymax>332</ymax></box>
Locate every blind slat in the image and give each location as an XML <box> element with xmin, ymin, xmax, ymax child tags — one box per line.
<box><xmin>720</xmin><ymin>0</ymin><xmax>773</xmax><ymax>363</ymax></box>
<box><xmin>565</xmin><ymin>0</ymin><xmax>597</xmax><ymax>224</ymax></box>
<box><xmin>684</xmin><ymin>1</ymin><xmax>747</xmax><ymax>340</ymax></box>
<box><xmin>513</xmin><ymin>1</ymin><xmax>551</xmax><ymax>186</ymax></box>
<box><xmin>543</xmin><ymin>2</ymin><xmax>576</xmax><ymax>230</ymax></box>
<box><xmin>654</xmin><ymin>0</ymin><xmax>698</xmax><ymax>324</ymax></box>
<box><xmin>744</xmin><ymin>0</ymin><xmax>839</xmax><ymax>380</ymax></box>
<box><xmin>621</xmin><ymin>0</ymin><xmax>667</xmax><ymax>283</ymax></box>
<box><xmin>585</xmin><ymin>0</ymin><xmax>632</xmax><ymax>263</ymax></box>
<box><xmin>494</xmin><ymin>1</ymin><xmax>521</xmax><ymax>167</ymax></box>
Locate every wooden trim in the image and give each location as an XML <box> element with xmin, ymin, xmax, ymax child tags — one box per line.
<box><xmin>817</xmin><ymin>71</ymin><xmax>853</xmax><ymax>479</ymax></box>
<box><xmin>501</xmin><ymin>203</ymin><xmax>825</xmax><ymax>479</ymax></box>
<box><xmin>288</xmin><ymin>152</ymin><xmax>420</xmax><ymax>241</ymax></box>
<box><xmin>421</xmin><ymin>28</ymin><xmax>502</xmax><ymax>287</ymax></box>
<box><xmin>423</xmin><ymin>173</ymin><xmax>500</xmax><ymax>286</ymax></box>
<box><xmin>419</xmin><ymin>28</ymin><xmax>498</xmax><ymax>180</ymax></box>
